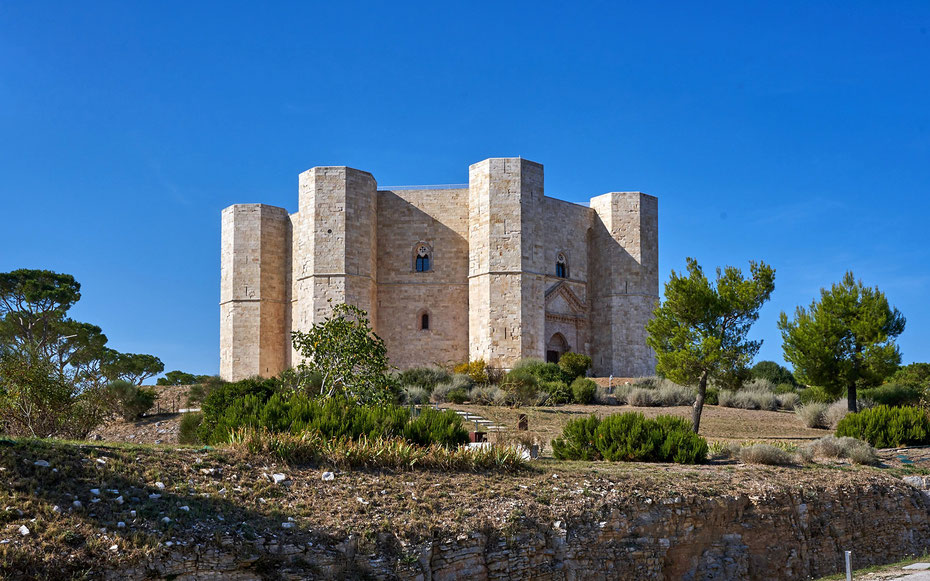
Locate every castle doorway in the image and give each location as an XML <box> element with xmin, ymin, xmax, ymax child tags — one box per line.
<box><xmin>546</xmin><ymin>333</ymin><xmax>569</xmax><ymax>364</ymax></box>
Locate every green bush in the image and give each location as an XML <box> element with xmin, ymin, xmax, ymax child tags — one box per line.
<box><xmin>835</xmin><ymin>405</ymin><xmax>930</xmax><ymax>448</ymax></box>
<box><xmin>512</xmin><ymin>358</ymin><xmax>567</xmax><ymax>383</ymax></box>
<box><xmin>552</xmin><ymin>412</ymin><xmax>706</xmax><ymax>464</ymax></box>
<box><xmin>750</xmin><ymin>360</ymin><xmax>798</xmax><ymax>387</ymax></box>
<box><xmin>858</xmin><ymin>383</ymin><xmax>922</xmax><ymax>407</ymax></box>
<box><xmin>704</xmin><ymin>386</ymin><xmax>719</xmax><ymax>405</ymax></box>
<box><xmin>551</xmin><ymin>415</ymin><xmax>601</xmax><ymax>460</ymax></box>
<box><xmin>401</xmin><ymin>385</ymin><xmax>429</xmax><ymax>405</ymax></box>
<box><xmin>198</xmin><ymin>377</ymin><xmax>279</xmax><ymax>442</ymax></box>
<box><xmin>558</xmin><ymin>352</ymin><xmax>592</xmax><ymax>380</ymax></box>
<box><xmin>107</xmin><ymin>380</ymin><xmax>157</xmax><ymax>421</ymax></box>
<box><xmin>571</xmin><ymin>377</ymin><xmax>597</xmax><ymax>405</ymax></box>
<box><xmin>447</xmin><ymin>387</ymin><xmax>469</xmax><ymax>404</ymax></box>
<box><xmin>774</xmin><ymin>383</ymin><xmax>798</xmax><ymax>394</ymax></box>
<box><xmin>800</xmin><ymin>385</ymin><xmax>834</xmax><ymax>404</ymax></box>
<box><xmin>502</xmin><ymin>367</ymin><xmax>539</xmax><ymax>406</ymax></box>
<box><xmin>403</xmin><ymin>407</ymin><xmax>469</xmax><ymax>448</ymax></box>
<box><xmin>397</xmin><ymin>367</ymin><xmax>452</xmax><ymax>393</ymax></box>
<box><xmin>540</xmin><ymin>380</ymin><xmax>572</xmax><ymax>405</ymax></box>
<box><xmin>179</xmin><ymin>412</ymin><xmax>203</xmax><ymax>445</ymax></box>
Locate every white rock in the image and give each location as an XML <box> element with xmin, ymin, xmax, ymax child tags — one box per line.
<box><xmin>90</xmin><ymin>498</ymin><xmax>101</xmax><ymax>504</ymax></box>
<box><xmin>96</xmin><ymin>458</ymin><xmax>106</xmax><ymax>465</ymax></box>
<box><xmin>149</xmin><ymin>494</ymin><xmax>161</xmax><ymax>500</ymax></box>
<box><xmin>107</xmin><ymin>489</ymin><xmax>119</xmax><ymax>494</ymax></box>
<box><xmin>162</xmin><ymin>517</ymin><xmax>171</xmax><ymax>523</ymax></box>
<box><xmin>129</xmin><ymin>510</ymin><xmax>137</xmax><ymax>517</ymax></box>
<box><xmin>109</xmin><ymin>544</ymin><xmax>118</xmax><ymax>551</ymax></box>
<box><xmin>218</xmin><ymin>488</ymin><xmax>227</xmax><ymax>495</ymax></box>
<box><xmin>272</xmin><ymin>473</ymin><xmax>287</xmax><ymax>484</ymax></box>
<box><xmin>155</xmin><ymin>482</ymin><xmax>165</xmax><ymax>490</ymax></box>
<box><xmin>164</xmin><ymin>541</ymin><xmax>174</xmax><ymax>547</ymax></box>
<box><xmin>34</xmin><ymin>460</ymin><xmax>49</xmax><ymax>468</ymax></box>
<box><xmin>117</xmin><ymin>522</ymin><xmax>126</xmax><ymax>529</ymax></box>
<box><xmin>356</xmin><ymin>497</ymin><xmax>369</xmax><ymax>505</ymax></box>
<box><xmin>114</xmin><ymin>496</ymin><xmax>124</xmax><ymax>505</ymax></box>
<box><xmin>90</xmin><ymin>489</ymin><xmax>101</xmax><ymax>496</ymax></box>
<box><xmin>281</xmin><ymin>522</ymin><xmax>295</xmax><ymax>529</ymax></box>
<box><xmin>321</xmin><ymin>471</ymin><xmax>335</xmax><ymax>481</ymax></box>
<box><xmin>72</xmin><ymin>500</ymin><xmax>82</xmax><ymax>508</ymax></box>
<box><xmin>179</xmin><ymin>506</ymin><xmax>190</xmax><ymax>512</ymax></box>
<box><xmin>18</xmin><ymin>525</ymin><xmax>29</xmax><ymax>536</ymax></box>
<box><xmin>52</xmin><ymin>505</ymin><xmax>62</xmax><ymax>514</ymax></box>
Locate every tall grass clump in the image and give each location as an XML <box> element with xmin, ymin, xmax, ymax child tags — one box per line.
<box><xmin>178</xmin><ymin>412</ymin><xmax>203</xmax><ymax>445</ymax></box>
<box><xmin>627</xmin><ymin>387</ymin><xmax>656</xmax><ymax>407</ymax></box>
<box><xmin>776</xmin><ymin>392</ymin><xmax>800</xmax><ymax>411</ymax></box>
<box><xmin>401</xmin><ymin>385</ymin><xmax>430</xmax><ymax>405</ymax></box>
<box><xmin>835</xmin><ymin>405</ymin><xmax>930</xmax><ymax>448</ymax></box>
<box><xmin>737</xmin><ymin>443</ymin><xmax>793</xmax><ymax>465</ymax></box>
<box><xmin>228</xmin><ymin>429</ymin><xmax>527</xmax><ymax>472</ymax></box>
<box><xmin>806</xmin><ymin>435</ymin><xmax>879</xmax><ymax>465</ymax></box>
<box><xmin>796</xmin><ymin>402</ymin><xmax>829</xmax><ymax>428</ymax></box>
<box><xmin>430</xmin><ymin>374</ymin><xmax>473</xmax><ymax>403</ymax></box>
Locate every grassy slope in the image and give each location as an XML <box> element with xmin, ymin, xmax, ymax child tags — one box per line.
<box><xmin>1</xmin><ymin>438</ymin><xmax>923</xmax><ymax>579</ymax></box>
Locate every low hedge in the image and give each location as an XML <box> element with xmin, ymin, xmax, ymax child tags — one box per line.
<box><xmin>552</xmin><ymin>411</ymin><xmax>707</xmax><ymax>464</ymax></box>
<box><xmin>835</xmin><ymin>405</ymin><xmax>930</xmax><ymax>448</ymax></box>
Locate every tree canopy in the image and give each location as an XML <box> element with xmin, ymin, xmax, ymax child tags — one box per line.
<box><xmin>779</xmin><ymin>271</ymin><xmax>905</xmax><ymax>412</ymax></box>
<box><xmin>646</xmin><ymin>258</ymin><xmax>775</xmax><ymax>433</ymax></box>
<box><xmin>290</xmin><ymin>302</ymin><xmax>396</xmax><ymax>404</ymax></box>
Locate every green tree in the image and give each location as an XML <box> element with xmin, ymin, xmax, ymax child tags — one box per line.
<box><xmin>157</xmin><ymin>370</ymin><xmax>213</xmax><ymax>386</ymax></box>
<box><xmin>887</xmin><ymin>363</ymin><xmax>930</xmax><ymax>391</ymax></box>
<box><xmin>102</xmin><ymin>351</ymin><xmax>164</xmax><ymax>385</ymax></box>
<box><xmin>750</xmin><ymin>360</ymin><xmax>798</xmax><ymax>387</ymax></box>
<box><xmin>779</xmin><ymin>272</ymin><xmax>905</xmax><ymax>412</ymax></box>
<box><xmin>646</xmin><ymin>258</ymin><xmax>775</xmax><ymax>433</ymax></box>
<box><xmin>290</xmin><ymin>302</ymin><xmax>396</xmax><ymax>404</ymax></box>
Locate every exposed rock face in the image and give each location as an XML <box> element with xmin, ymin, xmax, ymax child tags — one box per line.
<box><xmin>112</xmin><ymin>480</ymin><xmax>930</xmax><ymax>580</ymax></box>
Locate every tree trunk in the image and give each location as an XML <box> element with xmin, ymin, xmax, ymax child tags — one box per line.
<box><xmin>692</xmin><ymin>371</ymin><xmax>708</xmax><ymax>434</ymax></box>
<box><xmin>847</xmin><ymin>382</ymin><xmax>858</xmax><ymax>413</ymax></box>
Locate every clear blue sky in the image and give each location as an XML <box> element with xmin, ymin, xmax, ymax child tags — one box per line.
<box><xmin>1</xmin><ymin>2</ymin><xmax>928</xmax><ymax>378</ymax></box>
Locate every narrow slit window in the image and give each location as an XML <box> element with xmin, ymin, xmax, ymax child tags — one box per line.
<box><xmin>420</xmin><ymin>312</ymin><xmax>430</xmax><ymax>330</ymax></box>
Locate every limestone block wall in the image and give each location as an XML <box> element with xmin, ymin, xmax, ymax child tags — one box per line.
<box><xmin>219</xmin><ymin>204</ymin><xmax>290</xmax><ymax>380</ymax></box>
<box><xmin>291</xmin><ymin>167</ymin><xmax>377</xmax><ymax>367</ymax></box>
<box><xmin>589</xmin><ymin>192</ymin><xmax>659</xmax><ymax>377</ymax></box>
<box><xmin>375</xmin><ymin>188</ymin><xmax>470</xmax><ymax>369</ymax></box>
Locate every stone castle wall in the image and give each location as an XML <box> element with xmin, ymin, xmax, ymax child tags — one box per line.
<box><xmin>220</xmin><ymin>157</ymin><xmax>659</xmax><ymax>380</ymax></box>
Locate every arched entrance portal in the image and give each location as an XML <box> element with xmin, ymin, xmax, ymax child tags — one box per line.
<box><xmin>546</xmin><ymin>333</ymin><xmax>569</xmax><ymax>364</ymax></box>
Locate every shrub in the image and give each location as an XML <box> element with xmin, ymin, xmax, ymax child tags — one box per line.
<box><xmin>743</xmin><ymin>378</ymin><xmax>777</xmax><ymax>393</ymax></box>
<box><xmin>806</xmin><ymin>435</ymin><xmax>879</xmax><ymax>465</ymax></box>
<box><xmin>796</xmin><ymin>402</ymin><xmax>829</xmax><ymax>429</ymax></box>
<box><xmin>858</xmin><ymin>383</ymin><xmax>922</xmax><ymax>407</ymax></box>
<box><xmin>571</xmin><ymin>377</ymin><xmax>597</xmax><ymax>405</ymax></box>
<box><xmin>397</xmin><ymin>367</ymin><xmax>452</xmax><ymax>393</ymax></box>
<box><xmin>107</xmin><ymin>380</ymin><xmax>157</xmax><ymax>420</ymax></box>
<box><xmin>502</xmin><ymin>368</ymin><xmax>539</xmax><ymax>407</ymax></box>
<box><xmin>453</xmin><ymin>360</ymin><xmax>490</xmax><ymax>384</ymax></box>
<box><xmin>539</xmin><ymin>380</ymin><xmax>572</xmax><ymax>405</ymax></box>
<box><xmin>513</xmin><ymin>359</ymin><xmax>567</xmax><ymax>383</ymax></box>
<box><xmin>594</xmin><ymin>386</ymin><xmax>620</xmax><ymax>406</ymax></box>
<box><xmin>178</xmin><ymin>412</ymin><xmax>203</xmax><ymax>445</ymax></box>
<box><xmin>630</xmin><ymin>376</ymin><xmax>660</xmax><ymax>389</ymax></box>
<box><xmin>594</xmin><ymin>412</ymin><xmax>706</xmax><ymax>464</ymax></box>
<box><xmin>469</xmin><ymin>385</ymin><xmax>503</xmax><ymax>406</ymax></box>
<box><xmin>704</xmin><ymin>386</ymin><xmax>719</xmax><ymax>406</ymax></box>
<box><xmin>558</xmin><ymin>352</ymin><xmax>592</xmax><ymax>380</ymax></box>
<box><xmin>447</xmin><ymin>387</ymin><xmax>469</xmax><ymax>404</ymax></box>
<box><xmin>401</xmin><ymin>385</ymin><xmax>429</xmax><ymax>405</ymax></box>
<box><xmin>430</xmin><ymin>375</ymin><xmax>472</xmax><ymax>403</ymax></box>
<box><xmin>800</xmin><ymin>386</ymin><xmax>834</xmax><ymax>404</ymax></box>
<box><xmin>403</xmin><ymin>407</ymin><xmax>469</xmax><ymax>448</ymax></box>
<box><xmin>551</xmin><ymin>415</ymin><xmax>602</xmax><ymax>460</ymax></box>
<box><xmin>718</xmin><ymin>388</ymin><xmax>777</xmax><ymax>411</ymax></box>
<box><xmin>774</xmin><ymin>383</ymin><xmax>798</xmax><ymax>395</ymax></box>
<box><xmin>198</xmin><ymin>377</ymin><xmax>279</xmax><ymax>442</ymax></box>
<box><xmin>186</xmin><ymin>376</ymin><xmax>227</xmax><ymax>406</ymax></box>
<box><xmin>628</xmin><ymin>388</ymin><xmax>656</xmax><ymax>407</ymax></box>
<box><xmin>776</xmin><ymin>392</ymin><xmax>800</xmax><ymax>411</ymax></box>
<box><xmin>824</xmin><ymin>400</ymin><xmax>850</xmax><ymax>429</ymax></box>
<box><xmin>738</xmin><ymin>443</ymin><xmax>793</xmax><ymax>465</ymax></box>
<box><xmin>654</xmin><ymin>384</ymin><xmax>695</xmax><ymax>406</ymax></box>
<box><xmin>835</xmin><ymin>405</ymin><xmax>930</xmax><ymax>448</ymax></box>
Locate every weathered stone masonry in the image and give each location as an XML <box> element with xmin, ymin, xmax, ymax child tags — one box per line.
<box><xmin>220</xmin><ymin>157</ymin><xmax>659</xmax><ymax>380</ymax></box>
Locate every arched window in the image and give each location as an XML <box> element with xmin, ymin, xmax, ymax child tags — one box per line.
<box><xmin>556</xmin><ymin>253</ymin><xmax>568</xmax><ymax>278</ymax></box>
<box><xmin>414</xmin><ymin>243</ymin><xmax>432</xmax><ymax>272</ymax></box>
<box><xmin>418</xmin><ymin>309</ymin><xmax>431</xmax><ymax>331</ymax></box>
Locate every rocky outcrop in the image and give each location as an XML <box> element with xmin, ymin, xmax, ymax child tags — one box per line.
<box><xmin>114</xmin><ymin>478</ymin><xmax>930</xmax><ymax>580</ymax></box>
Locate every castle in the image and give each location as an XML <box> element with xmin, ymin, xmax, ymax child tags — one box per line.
<box><xmin>220</xmin><ymin>157</ymin><xmax>658</xmax><ymax>381</ymax></box>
